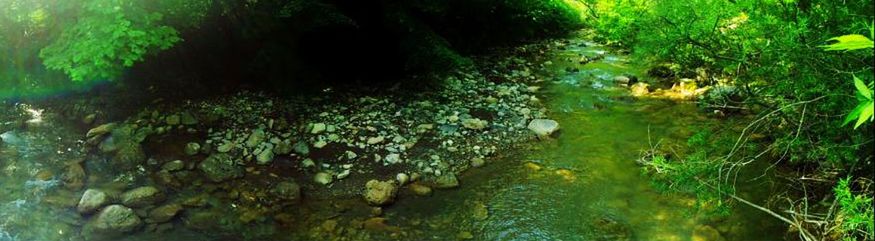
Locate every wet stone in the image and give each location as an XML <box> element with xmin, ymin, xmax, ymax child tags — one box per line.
<box><xmin>199</xmin><ymin>153</ymin><xmax>243</xmax><ymax>182</ymax></box>
<box><xmin>147</xmin><ymin>203</ymin><xmax>183</xmax><ymax>223</ymax></box>
<box><xmin>84</xmin><ymin>205</ymin><xmax>143</xmax><ymax>239</ymax></box>
<box><xmin>78</xmin><ymin>189</ymin><xmax>111</xmax><ymax>214</ymax></box>
<box><xmin>121</xmin><ymin>186</ymin><xmax>165</xmax><ymax>208</ymax></box>
<box><xmin>272</xmin><ymin>181</ymin><xmax>301</xmax><ymax>201</ymax></box>
<box><xmin>434</xmin><ymin>173</ymin><xmax>460</xmax><ymax>189</ymax></box>
<box><xmin>363</xmin><ymin>179</ymin><xmax>398</xmax><ymax>206</ymax></box>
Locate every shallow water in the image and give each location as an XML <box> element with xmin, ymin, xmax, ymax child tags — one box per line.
<box><xmin>0</xmin><ymin>36</ymin><xmax>789</xmax><ymax>241</ymax></box>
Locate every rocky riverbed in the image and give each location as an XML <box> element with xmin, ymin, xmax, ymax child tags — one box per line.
<box><xmin>0</xmin><ymin>35</ymin><xmax>569</xmax><ymax>240</ymax></box>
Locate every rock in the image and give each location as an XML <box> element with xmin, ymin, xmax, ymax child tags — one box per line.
<box><xmin>408</xmin><ymin>183</ymin><xmax>432</xmax><ymax>196</ymax></box>
<box><xmin>184</xmin><ymin>142</ymin><xmax>201</xmax><ymax>156</ymax></box>
<box><xmin>86</xmin><ymin>123</ymin><xmax>117</xmax><ymax>138</ymax></box>
<box><xmin>692</xmin><ymin>225</ymin><xmax>725</xmax><ymax>241</ymax></box>
<box><xmin>631</xmin><ymin>83</ymin><xmax>650</xmax><ymax>96</ymax></box>
<box><xmin>613</xmin><ymin>76</ymin><xmax>631</xmax><ymax>84</ymax></box>
<box><xmin>385</xmin><ymin>153</ymin><xmax>402</xmax><ymax>164</ymax></box>
<box><xmin>180</xmin><ymin>112</ymin><xmax>198</xmax><ymax>125</ymax></box>
<box><xmin>458</xmin><ymin>231</ymin><xmax>474</xmax><ymax>240</ymax></box>
<box><xmin>62</xmin><ymin>161</ymin><xmax>86</xmax><ymax>191</ymax></box>
<box><xmin>147</xmin><ymin>203</ymin><xmax>183</xmax><ymax>223</ymax></box>
<box><xmin>245</xmin><ymin>129</ymin><xmax>265</xmax><ymax>148</ymax></box>
<box><xmin>471</xmin><ymin>158</ymin><xmax>485</xmax><ymax>167</ymax></box>
<box><xmin>472</xmin><ymin>202</ymin><xmax>489</xmax><ymax>220</ymax></box>
<box><xmin>314</xmin><ymin>172</ymin><xmax>333</xmax><ymax>185</ymax></box>
<box><xmin>84</xmin><ymin>205</ymin><xmax>142</xmax><ymax>236</ymax></box>
<box><xmin>199</xmin><ymin>153</ymin><xmax>243</xmax><ymax>182</ymax></box>
<box><xmin>77</xmin><ymin>189</ymin><xmax>111</xmax><ymax>214</ymax></box>
<box><xmin>162</xmin><ymin>160</ymin><xmax>185</xmax><ymax>172</ymax></box>
<box><xmin>293</xmin><ymin>142</ymin><xmax>310</xmax><ymax>155</ymax></box>
<box><xmin>434</xmin><ymin>174</ymin><xmax>460</xmax><ymax>189</ymax></box>
<box><xmin>82</xmin><ymin>114</ymin><xmax>97</xmax><ymax>125</ymax></box>
<box><xmin>165</xmin><ymin>114</ymin><xmax>181</xmax><ymax>126</ymax></box>
<box><xmin>272</xmin><ymin>181</ymin><xmax>301</xmax><ymax>201</ymax></box>
<box><xmin>121</xmin><ymin>186</ymin><xmax>165</xmax><ymax>208</ymax></box>
<box><xmin>336</xmin><ymin>169</ymin><xmax>351</xmax><ymax>179</ymax></box>
<box><xmin>363</xmin><ymin>180</ymin><xmax>397</xmax><ymax>206</ymax></box>
<box><xmin>274</xmin><ymin>140</ymin><xmax>292</xmax><ymax>155</ymax></box>
<box><xmin>395</xmin><ymin>173</ymin><xmax>409</xmax><ymax>185</ymax></box>
<box><xmin>310</xmin><ymin>123</ymin><xmax>326</xmax><ymax>134</ymax></box>
<box><xmin>527</xmin><ymin>119</ymin><xmax>560</xmax><ymax>137</ymax></box>
<box><xmin>313</xmin><ymin>140</ymin><xmax>327</xmax><ymax>148</ymax></box>
<box><xmin>461</xmin><ymin>118</ymin><xmax>489</xmax><ymax>130</ymax></box>
<box><xmin>593</xmin><ymin>217</ymin><xmax>632</xmax><ymax>240</ymax></box>
<box><xmin>256</xmin><ymin>145</ymin><xmax>274</xmax><ymax>165</ymax></box>
<box><xmin>366</xmin><ymin>136</ymin><xmax>385</xmax><ymax>145</ymax></box>
<box><xmin>301</xmin><ymin>159</ymin><xmax>316</xmax><ymax>168</ymax></box>
<box><xmin>216</xmin><ymin>142</ymin><xmax>234</xmax><ymax>153</ymax></box>
<box><xmin>115</xmin><ymin>141</ymin><xmax>146</xmax><ymax>170</ymax></box>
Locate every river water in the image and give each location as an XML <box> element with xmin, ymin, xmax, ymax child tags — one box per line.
<box><xmin>0</xmin><ymin>35</ymin><xmax>788</xmax><ymax>241</ymax></box>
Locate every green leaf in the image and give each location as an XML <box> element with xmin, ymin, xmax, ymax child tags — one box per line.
<box><xmin>844</xmin><ymin>102</ymin><xmax>867</xmax><ymax>126</ymax></box>
<box><xmin>853</xmin><ymin>75</ymin><xmax>872</xmax><ymax>100</ymax></box>
<box><xmin>821</xmin><ymin>34</ymin><xmax>875</xmax><ymax>51</ymax></box>
<box><xmin>856</xmin><ymin>101</ymin><xmax>875</xmax><ymax>129</ymax></box>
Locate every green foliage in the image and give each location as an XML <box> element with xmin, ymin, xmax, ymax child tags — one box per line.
<box><xmin>641</xmin><ymin>130</ymin><xmax>733</xmax><ymax>216</ymax></box>
<box><xmin>834</xmin><ymin>177</ymin><xmax>875</xmax><ymax>240</ymax></box>
<box><xmin>842</xmin><ymin>76</ymin><xmax>874</xmax><ymax>129</ymax></box>
<box><xmin>39</xmin><ymin>0</ymin><xmax>181</xmax><ymax>82</ymax></box>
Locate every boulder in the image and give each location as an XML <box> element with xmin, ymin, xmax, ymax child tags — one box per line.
<box><xmin>527</xmin><ymin>119</ymin><xmax>560</xmax><ymax>137</ymax></box>
<box><xmin>256</xmin><ymin>144</ymin><xmax>274</xmax><ymax>165</ymax></box>
<box><xmin>199</xmin><ymin>153</ymin><xmax>243</xmax><ymax>182</ymax></box>
<box><xmin>162</xmin><ymin>160</ymin><xmax>185</xmax><ymax>172</ymax></box>
<box><xmin>77</xmin><ymin>189</ymin><xmax>111</xmax><ymax>214</ymax></box>
<box><xmin>363</xmin><ymin>180</ymin><xmax>397</xmax><ymax>206</ymax></box>
<box><xmin>121</xmin><ymin>186</ymin><xmax>165</xmax><ymax>208</ymax></box>
<box><xmin>84</xmin><ymin>205</ymin><xmax>142</xmax><ymax>236</ymax></box>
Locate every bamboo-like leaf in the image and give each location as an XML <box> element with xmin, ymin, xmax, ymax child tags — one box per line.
<box><xmin>821</xmin><ymin>34</ymin><xmax>875</xmax><ymax>51</ymax></box>
<box><xmin>853</xmin><ymin>76</ymin><xmax>872</xmax><ymax>100</ymax></box>
<box><xmin>854</xmin><ymin>101</ymin><xmax>874</xmax><ymax>129</ymax></box>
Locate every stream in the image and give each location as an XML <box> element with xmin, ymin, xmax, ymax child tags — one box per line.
<box><xmin>0</xmin><ymin>34</ymin><xmax>789</xmax><ymax>241</ymax></box>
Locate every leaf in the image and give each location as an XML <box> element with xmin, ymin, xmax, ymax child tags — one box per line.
<box><xmin>854</xmin><ymin>76</ymin><xmax>873</xmax><ymax>100</ymax></box>
<box><xmin>855</xmin><ymin>101</ymin><xmax>875</xmax><ymax>129</ymax></box>
<box><xmin>821</xmin><ymin>34</ymin><xmax>875</xmax><ymax>51</ymax></box>
<box><xmin>844</xmin><ymin>102</ymin><xmax>867</xmax><ymax>126</ymax></box>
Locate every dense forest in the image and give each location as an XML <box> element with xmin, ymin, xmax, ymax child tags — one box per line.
<box><xmin>1</xmin><ymin>0</ymin><xmax>873</xmax><ymax>241</ymax></box>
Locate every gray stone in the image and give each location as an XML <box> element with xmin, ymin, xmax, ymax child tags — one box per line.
<box><xmin>86</xmin><ymin>123</ymin><xmax>117</xmax><ymax>139</ymax></box>
<box><xmin>121</xmin><ymin>186</ymin><xmax>165</xmax><ymax>208</ymax></box>
<box><xmin>199</xmin><ymin>153</ymin><xmax>243</xmax><ymax>182</ymax></box>
<box><xmin>78</xmin><ymin>189</ymin><xmax>111</xmax><ymax>214</ymax></box>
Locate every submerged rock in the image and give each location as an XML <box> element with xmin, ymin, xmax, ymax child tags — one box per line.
<box><xmin>272</xmin><ymin>181</ymin><xmax>301</xmax><ymax>201</ymax></box>
<box><xmin>162</xmin><ymin>160</ymin><xmax>185</xmax><ymax>172</ymax></box>
<box><xmin>527</xmin><ymin>119</ymin><xmax>560</xmax><ymax>137</ymax></box>
<box><xmin>78</xmin><ymin>189</ymin><xmax>111</xmax><ymax>214</ymax></box>
<box><xmin>147</xmin><ymin>203</ymin><xmax>183</xmax><ymax>223</ymax></box>
<box><xmin>256</xmin><ymin>145</ymin><xmax>275</xmax><ymax>165</ymax></box>
<box><xmin>62</xmin><ymin>160</ymin><xmax>86</xmax><ymax>191</ymax></box>
<box><xmin>434</xmin><ymin>173</ymin><xmax>460</xmax><ymax>189</ymax></box>
<box><xmin>408</xmin><ymin>183</ymin><xmax>432</xmax><ymax>196</ymax></box>
<box><xmin>245</xmin><ymin>129</ymin><xmax>266</xmax><ymax>148</ymax></box>
<box><xmin>692</xmin><ymin>225</ymin><xmax>725</xmax><ymax>241</ymax></box>
<box><xmin>363</xmin><ymin>180</ymin><xmax>397</xmax><ymax>206</ymax></box>
<box><xmin>121</xmin><ymin>186</ymin><xmax>165</xmax><ymax>208</ymax></box>
<box><xmin>199</xmin><ymin>153</ymin><xmax>243</xmax><ymax>182</ymax></box>
<box><xmin>84</xmin><ymin>205</ymin><xmax>142</xmax><ymax>237</ymax></box>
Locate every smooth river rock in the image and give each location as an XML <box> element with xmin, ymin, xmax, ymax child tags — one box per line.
<box><xmin>121</xmin><ymin>186</ymin><xmax>165</xmax><ymax>208</ymax></box>
<box><xmin>84</xmin><ymin>205</ymin><xmax>142</xmax><ymax>238</ymax></box>
<box><xmin>78</xmin><ymin>189</ymin><xmax>111</xmax><ymax>214</ymax></box>
<box><xmin>527</xmin><ymin>119</ymin><xmax>560</xmax><ymax>137</ymax></box>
